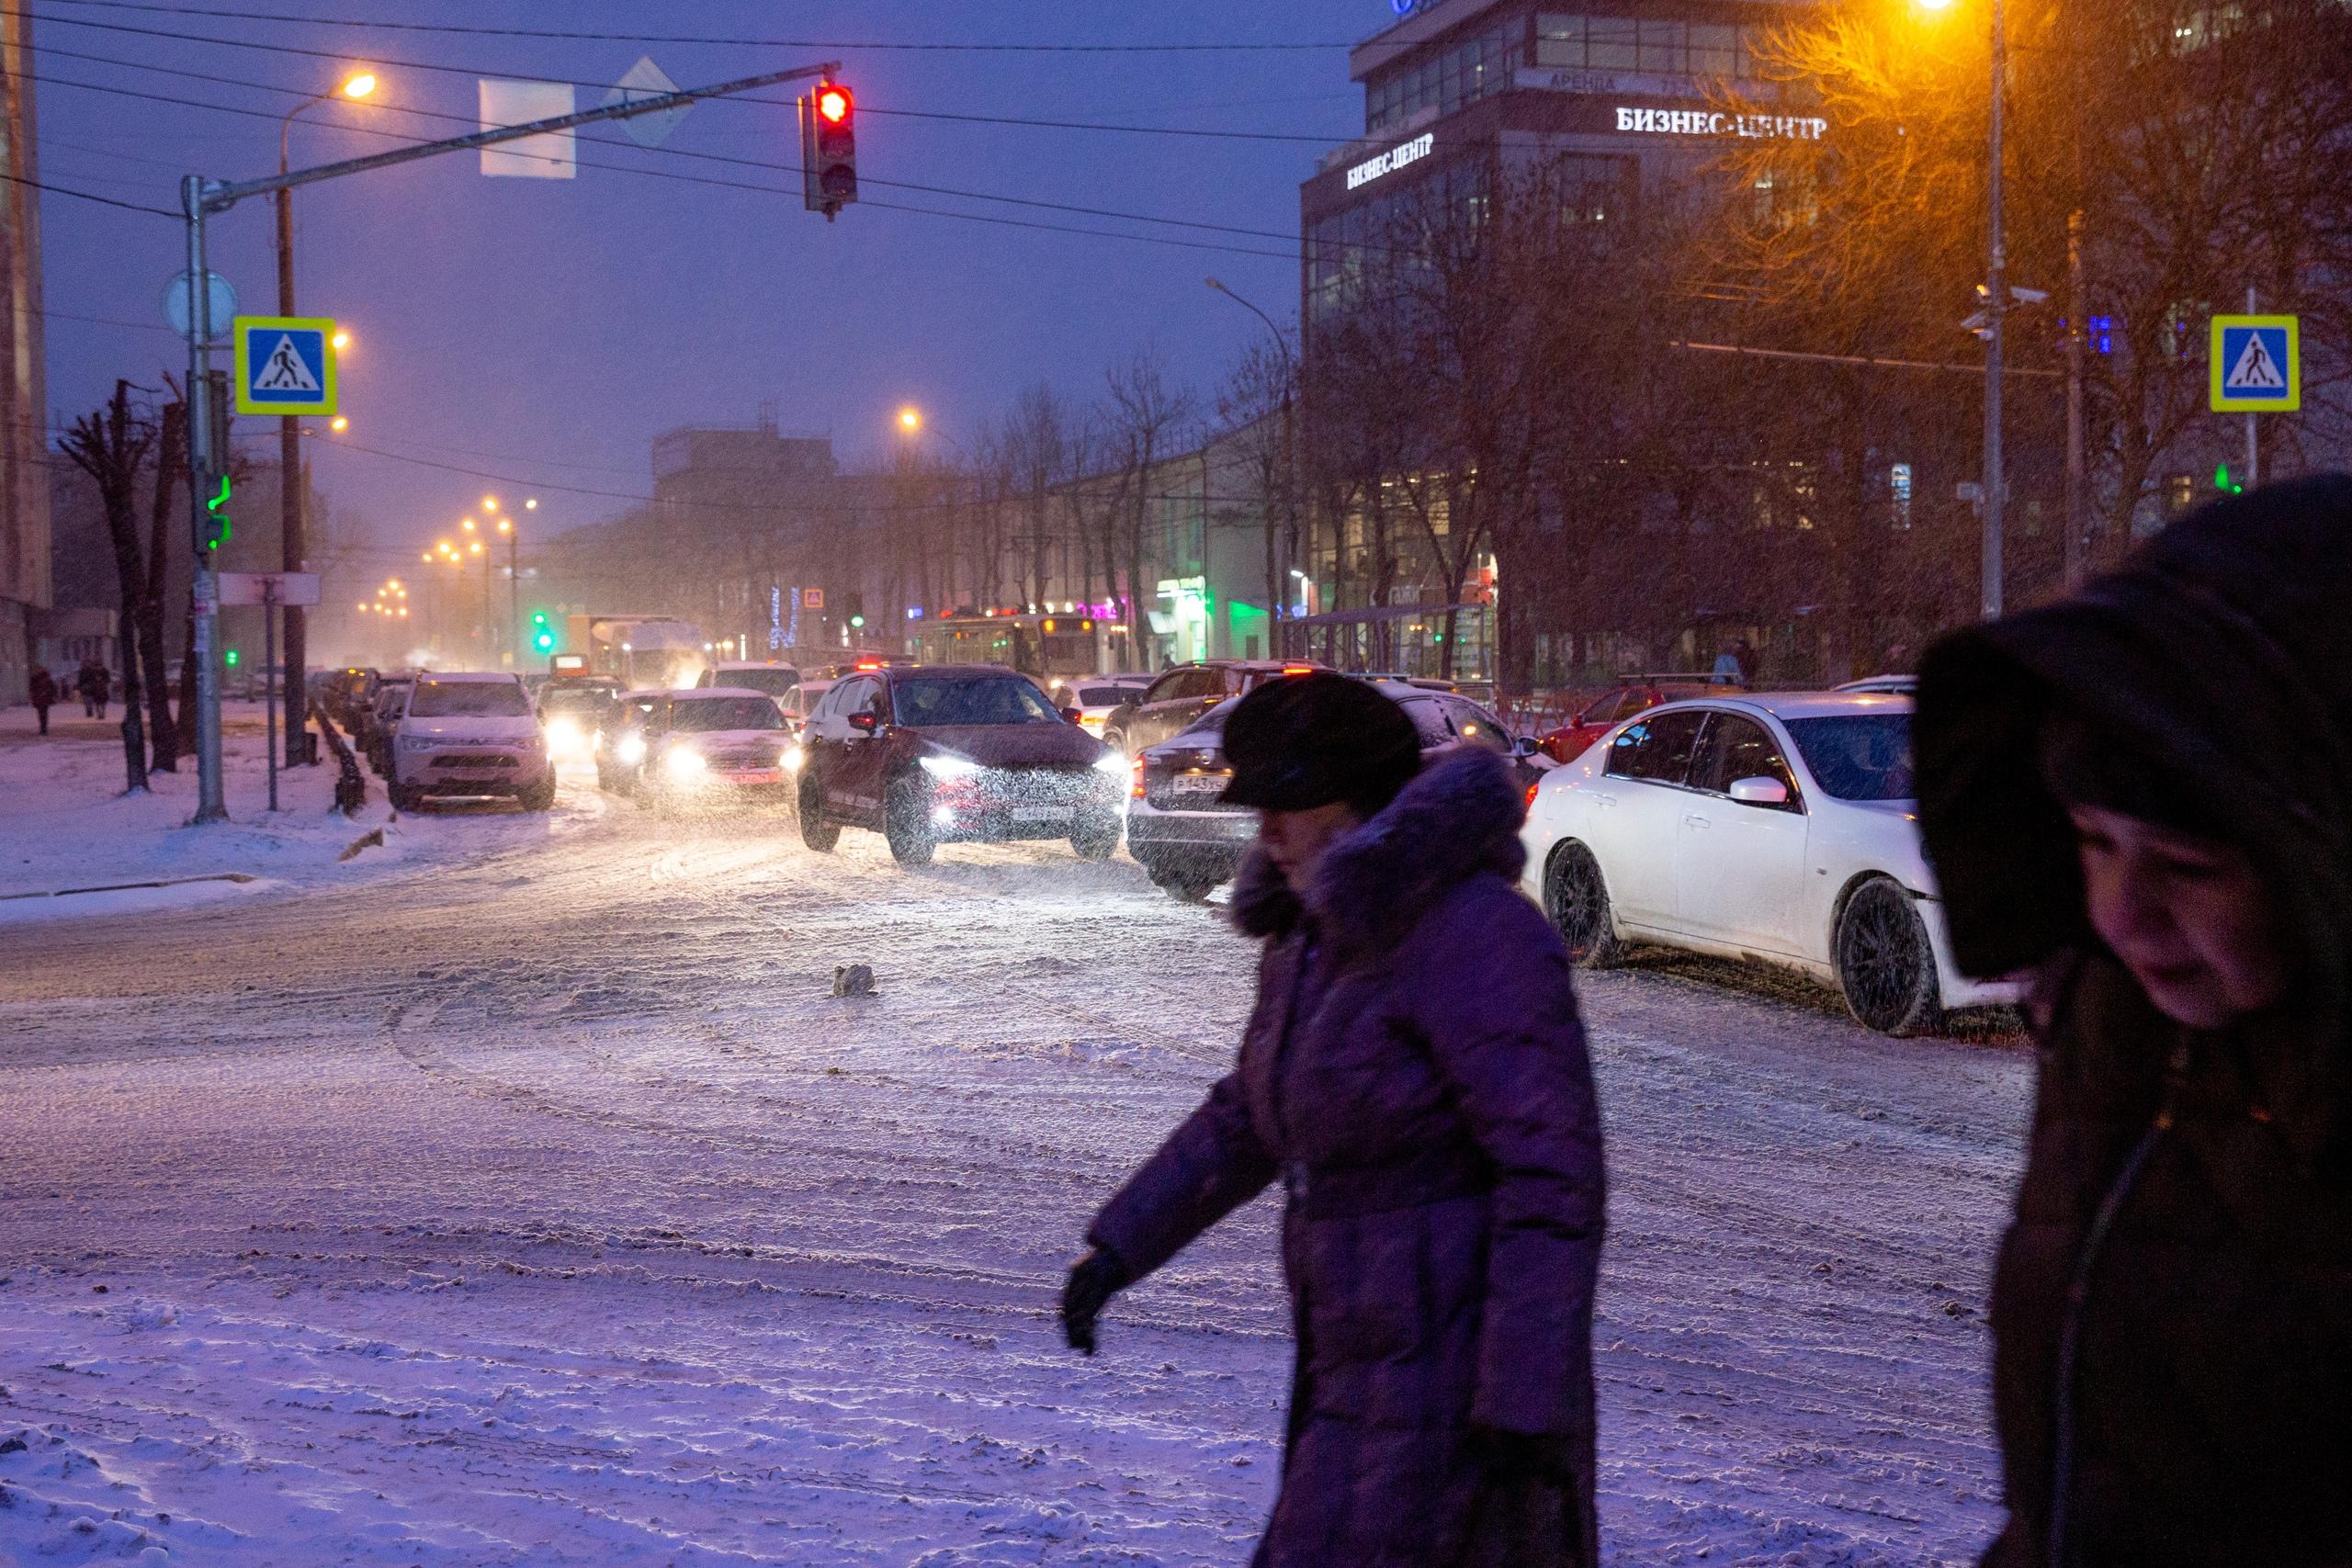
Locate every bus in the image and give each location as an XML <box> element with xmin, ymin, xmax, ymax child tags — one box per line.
<box><xmin>911</xmin><ymin>612</ymin><xmax>1124</xmax><ymax>684</ymax></box>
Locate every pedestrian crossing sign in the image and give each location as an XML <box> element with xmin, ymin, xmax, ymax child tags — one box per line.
<box><xmin>2210</xmin><ymin>314</ymin><xmax>2299</xmax><ymax>412</ymax></box>
<box><xmin>232</xmin><ymin>316</ymin><xmax>338</xmax><ymax>415</ymax></box>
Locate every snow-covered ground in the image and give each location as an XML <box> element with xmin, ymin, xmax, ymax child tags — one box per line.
<box><xmin>0</xmin><ymin>745</ymin><xmax>2030</xmax><ymax>1566</ymax></box>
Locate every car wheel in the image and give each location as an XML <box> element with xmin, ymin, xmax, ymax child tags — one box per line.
<box><xmin>1141</xmin><ymin>853</ymin><xmax>1219</xmax><ymax>903</ymax></box>
<box><xmin>884</xmin><ymin>776</ymin><xmax>935</xmax><ymax>866</ymax></box>
<box><xmin>1836</xmin><ymin>877</ymin><xmax>1943</xmax><ymax>1036</ymax></box>
<box><xmin>517</xmin><ymin>776</ymin><xmax>555</xmax><ymax>812</ymax></box>
<box><xmin>798</xmin><ymin>776</ymin><xmax>839</xmax><ymax>852</ymax></box>
<box><xmin>388</xmin><ymin>783</ymin><xmax>422</xmax><ymax>814</ymax></box>
<box><xmin>1070</xmin><ymin>813</ymin><xmax>1122</xmax><ymax>861</ymax></box>
<box><xmin>1544</xmin><ymin>841</ymin><xmax>1623</xmax><ymax>967</ymax></box>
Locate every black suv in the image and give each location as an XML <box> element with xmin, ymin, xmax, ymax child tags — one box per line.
<box><xmin>794</xmin><ymin>664</ymin><xmax>1126</xmax><ymax>865</ymax></box>
<box><xmin>1102</xmin><ymin>660</ymin><xmax>1329</xmax><ymax>755</ymax></box>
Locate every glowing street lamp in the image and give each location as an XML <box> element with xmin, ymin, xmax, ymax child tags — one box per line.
<box><xmin>897</xmin><ymin>405</ymin><xmax>922</xmax><ymax>434</ymax></box>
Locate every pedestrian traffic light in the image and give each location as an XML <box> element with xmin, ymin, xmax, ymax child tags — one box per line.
<box><xmin>2214</xmin><ymin>462</ymin><xmax>2245</xmax><ymax>494</ymax></box>
<box><xmin>801</xmin><ymin>78</ymin><xmax>856</xmax><ymax>219</ymax></box>
<box><xmin>223</xmin><ymin>648</ymin><xmax>241</xmax><ymax>667</ymax></box>
<box><xmin>529</xmin><ymin>610</ymin><xmax>557</xmax><ymax>653</ymax></box>
<box><xmin>198</xmin><ymin>472</ymin><xmax>232</xmax><ymax>552</ymax></box>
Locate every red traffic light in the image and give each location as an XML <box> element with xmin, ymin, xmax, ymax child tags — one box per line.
<box><xmin>817</xmin><ymin>85</ymin><xmax>851</xmax><ymax>124</ymax></box>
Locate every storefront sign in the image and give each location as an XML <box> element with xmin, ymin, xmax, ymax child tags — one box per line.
<box><xmin>1614</xmin><ymin>105</ymin><xmax>1827</xmax><ymax>140</ymax></box>
<box><xmin>1346</xmin><ymin>131</ymin><xmax>1435</xmax><ymax>190</ymax></box>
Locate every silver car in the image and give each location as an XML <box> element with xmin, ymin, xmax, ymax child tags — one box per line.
<box><xmin>390</xmin><ymin>672</ymin><xmax>554</xmax><ymax>813</ymax></box>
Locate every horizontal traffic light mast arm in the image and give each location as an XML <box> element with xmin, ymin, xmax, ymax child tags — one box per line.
<box><xmin>198</xmin><ymin>60</ymin><xmax>842</xmax><ymax>214</ymax></box>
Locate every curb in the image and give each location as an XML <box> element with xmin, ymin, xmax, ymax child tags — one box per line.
<box><xmin>0</xmin><ymin>872</ymin><xmax>259</xmax><ymax>905</ymax></box>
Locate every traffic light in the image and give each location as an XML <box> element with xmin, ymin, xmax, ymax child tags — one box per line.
<box><xmin>801</xmin><ymin>78</ymin><xmax>856</xmax><ymax>219</ymax></box>
<box><xmin>2214</xmin><ymin>463</ymin><xmax>2245</xmax><ymax>495</ymax></box>
<box><xmin>530</xmin><ymin>610</ymin><xmax>557</xmax><ymax>653</ymax></box>
<box><xmin>842</xmin><ymin>591</ymin><xmax>866</xmax><ymax>631</ymax></box>
<box><xmin>198</xmin><ymin>472</ymin><xmax>232</xmax><ymax>552</ymax></box>
<box><xmin>223</xmin><ymin>648</ymin><xmax>241</xmax><ymax>668</ymax></box>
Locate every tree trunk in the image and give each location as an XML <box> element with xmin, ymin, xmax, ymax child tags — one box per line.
<box><xmin>141</xmin><ymin>402</ymin><xmax>185</xmax><ymax>771</ymax></box>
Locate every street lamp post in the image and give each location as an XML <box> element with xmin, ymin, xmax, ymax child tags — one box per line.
<box><xmin>1205</xmin><ymin>277</ymin><xmax>1298</xmax><ymax>656</ymax></box>
<box><xmin>276</xmin><ymin>68</ymin><xmax>375</xmax><ymax>765</ymax></box>
<box><xmin>498</xmin><ymin>513</ymin><xmax>519</xmax><ymax>666</ymax></box>
<box><xmin>1981</xmin><ymin>0</ymin><xmax>2007</xmax><ymax>621</ymax></box>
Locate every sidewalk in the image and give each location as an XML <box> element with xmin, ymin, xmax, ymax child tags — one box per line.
<box><xmin>0</xmin><ymin>699</ymin><xmax>401</xmax><ymax>913</ymax></box>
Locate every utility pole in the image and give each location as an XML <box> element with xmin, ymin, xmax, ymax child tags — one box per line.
<box><xmin>1981</xmin><ymin>0</ymin><xmax>2008</xmax><ymax>622</ymax></box>
<box><xmin>179</xmin><ymin>60</ymin><xmax>840</xmax><ymax>819</ymax></box>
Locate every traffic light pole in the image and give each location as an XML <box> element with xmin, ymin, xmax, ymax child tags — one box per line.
<box><xmin>178</xmin><ymin>58</ymin><xmax>839</xmax><ymax>820</ymax></box>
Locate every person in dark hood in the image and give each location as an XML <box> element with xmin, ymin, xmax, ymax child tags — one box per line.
<box><xmin>76</xmin><ymin>658</ymin><xmax>109</xmax><ymax>719</ymax></box>
<box><xmin>28</xmin><ymin>665</ymin><xmax>56</xmax><ymax>734</ymax></box>
<box><xmin>1064</xmin><ymin>672</ymin><xmax>1606</xmax><ymax>1568</ymax></box>
<box><xmin>1915</xmin><ymin>474</ymin><xmax>2352</xmax><ymax>1567</ymax></box>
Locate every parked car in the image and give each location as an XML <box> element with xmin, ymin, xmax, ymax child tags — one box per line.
<box><xmin>1125</xmin><ymin>678</ymin><xmax>1548</xmax><ymax>901</ymax></box>
<box><xmin>321</xmin><ymin>666</ymin><xmax>379</xmax><ymax>732</ymax></box>
<box><xmin>1046</xmin><ymin>673</ymin><xmax>1153</xmax><ymax>738</ymax></box>
<box><xmin>696</xmin><ymin>661</ymin><xmax>801</xmax><ymax>702</ymax></box>
<box><xmin>791</xmin><ymin>664</ymin><xmax>1126</xmax><ymax>866</ymax></box>
<box><xmin>1537</xmin><ymin>672</ymin><xmax>1742</xmax><ymax>763</ymax></box>
<box><xmin>635</xmin><ymin>689</ymin><xmax>796</xmax><ymax>809</ymax></box>
<box><xmin>1520</xmin><ymin>690</ymin><xmax>2016</xmax><ymax>1035</ymax></box>
<box><xmin>1835</xmin><ymin>673</ymin><xmax>1917</xmax><ymax>695</ymax></box>
<box><xmin>594</xmin><ymin>691</ymin><xmax>675</xmax><ymax>794</ymax></box>
<box><xmin>1102</xmin><ymin>660</ymin><xmax>1329</xmax><ymax>755</ymax></box>
<box><xmin>775</xmin><ymin>677</ymin><xmax>833</xmax><ymax>733</ymax></box>
<box><xmin>388</xmin><ymin>671</ymin><xmax>554</xmax><ymax>813</ymax></box>
<box><xmin>362</xmin><ymin>677</ymin><xmax>414</xmax><ymax>775</ymax></box>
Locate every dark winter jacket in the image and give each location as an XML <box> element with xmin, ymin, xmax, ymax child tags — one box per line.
<box><xmin>76</xmin><ymin>663</ymin><xmax>109</xmax><ymax>703</ymax></box>
<box><xmin>1088</xmin><ymin>749</ymin><xmax>1606</xmax><ymax>1568</ymax></box>
<box><xmin>28</xmin><ymin>669</ymin><xmax>55</xmax><ymax>708</ymax></box>
<box><xmin>1916</xmin><ymin>475</ymin><xmax>2352</xmax><ymax>1567</ymax></box>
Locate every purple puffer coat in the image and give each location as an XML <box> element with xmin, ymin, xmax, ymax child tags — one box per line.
<box><xmin>1088</xmin><ymin>749</ymin><xmax>1605</xmax><ymax>1568</ymax></box>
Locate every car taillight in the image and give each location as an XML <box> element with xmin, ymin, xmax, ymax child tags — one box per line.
<box><xmin>1524</xmin><ymin>781</ymin><xmax>1540</xmax><ymax>817</ymax></box>
<box><xmin>1281</xmin><ymin>665</ymin><xmax>1315</xmax><ymax>676</ymax></box>
<box><xmin>1131</xmin><ymin>756</ymin><xmax>1146</xmax><ymax>799</ymax></box>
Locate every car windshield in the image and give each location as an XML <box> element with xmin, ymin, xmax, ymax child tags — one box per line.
<box><xmin>1077</xmin><ymin>685</ymin><xmax>1136</xmax><ymax>706</ymax></box>
<box><xmin>542</xmin><ymin>688</ymin><xmax>607</xmax><ymax>714</ymax></box>
<box><xmin>1785</xmin><ymin>714</ymin><xmax>1917</xmax><ymax>801</ymax></box>
<box><xmin>890</xmin><ymin>676</ymin><xmax>1061</xmax><ymax>727</ymax></box>
<box><xmin>670</xmin><ymin>696</ymin><xmax>783</xmax><ymax>732</ymax></box>
<box><xmin>718</xmin><ymin>669</ymin><xmax>798</xmax><ymax>697</ymax></box>
<box><xmin>409</xmin><ymin>681</ymin><xmax>530</xmax><ymax>718</ymax></box>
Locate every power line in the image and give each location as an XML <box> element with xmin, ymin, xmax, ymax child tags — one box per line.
<box><xmin>0</xmin><ymin>165</ymin><xmax>175</xmax><ymax>217</ymax></box>
<box><xmin>17</xmin><ymin>62</ymin><xmax>1315</xmax><ymax>263</ymax></box>
<box><xmin>19</xmin><ymin>6</ymin><xmax>1351</xmax><ymax>145</ymax></box>
<box><xmin>40</xmin><ymin>0</ymin><xmax>1353</xmax><ymax>53</ymax></box>
<box><xmin>20</xmin><ymin>31</ymin><xmax>1350</xmax><ymax>253</ymax></box>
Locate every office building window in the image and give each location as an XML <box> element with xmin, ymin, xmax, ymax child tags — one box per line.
<box><xmin>1365</xmin><ymin>23</ymin><xmax>1521</xmax><ymax>132</ymax></box>
<box><xmin>1534</xmin><ymin>14</ymin><xmax>1762</xmax><ymax>76</ymax></box>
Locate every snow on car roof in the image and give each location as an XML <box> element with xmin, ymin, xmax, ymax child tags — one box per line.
<box><xmin>413</xmin><ymin>671</ymin><xmax>524</xmax><ymax>684</ymax></box>
<box><xmin>1647</xmin><ymin>689</ymin><xmax>1915</xmax><ymax>721</ymax></box>
<box><xmin>673</xmin><ymin>687</ymin><xmax>773</xmax><ymax>701</ymax></box>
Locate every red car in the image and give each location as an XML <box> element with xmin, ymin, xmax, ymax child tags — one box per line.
<box><xmin>1537</xmin><ymin>673</ymin><xmax>1742</xmax><ymax>763</ymax></box>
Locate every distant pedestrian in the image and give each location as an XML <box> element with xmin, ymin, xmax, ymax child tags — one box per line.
<box><xmin>1916</xmin><ymin>474</ymin><xmax>2352</xmax><ymax>1567</ymax></box>
<box><xmin>76</xmin><ymin>658</ymin><xmax>109</xmax><ymax>720</ymax></box>
<box><xmin>28</xmin><ymin>665</ymin><xmax>55</xmax><ymax>734</ymax></box>
<box><xmin>1064</xmin><ymin>672</ymin><xmax>1605</xmax><ymax>1567</ymax></box>
<box><xmin>1732</xmin><ymin>637</ymin><xmax>1757</xmax><ymax>684</ymax></box>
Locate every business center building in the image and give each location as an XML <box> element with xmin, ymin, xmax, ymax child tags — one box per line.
<box><xmin>1295</xmin><ymin>0</ymin><xmax>1830</xmax><ymax>676</ymax></box>
<box><xmin>1303</xmin><ymin>0</ymin><xmax>1819</xmax><ymax>320</ymax></box>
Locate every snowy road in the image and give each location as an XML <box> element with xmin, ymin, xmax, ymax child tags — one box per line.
<box><xmin>0</xmin><ymin>771</ymin><xmax>2030</xmax><ymax>1566</ymax></box>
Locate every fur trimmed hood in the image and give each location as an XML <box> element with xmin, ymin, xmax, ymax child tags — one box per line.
<box><xmin>1229</xmin><ymin>747</ymin><xmax>1528</xmax><ymax>957</ymax></box>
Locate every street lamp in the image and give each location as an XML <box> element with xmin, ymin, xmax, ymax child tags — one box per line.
<box><xmin>1206</xmin><ymin>276</ymin><xmax>1300</xmax><ymax>654</ymax></box>
<box><xmin>1917</xmin><ymin>0</ymin><xmax>2007</xmax><ymax>618</ymax></box>
<box><xmin>897</xmin><ymin>406</ymin><xmax>922</xmax><ymax>433</ymax></box>
<box><xmin>276</xmin><ymin>64</ymin><xmax>378</xmax><ymax>764</ymax></box>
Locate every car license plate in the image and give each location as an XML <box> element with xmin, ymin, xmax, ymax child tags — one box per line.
<box><xmin>1012</xmin><ymin>805</ymin><xmax>1075</xmax><ymax>823</ymax></box>
<box><xmin>719</xmin><ymin>770</ymin><xmax>778</xmax><ymax>784</ymax></box>
<box><xmin>1171</xmin><ymin>774</ymin><xmax>1224</xmax><ymax>797</ymax></box>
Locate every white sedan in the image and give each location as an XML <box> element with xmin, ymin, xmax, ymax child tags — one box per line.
<box><xmin>1520</xmin><ymin>690</ymin><xmax>2014</xmax><ymax>1034</ymax></box>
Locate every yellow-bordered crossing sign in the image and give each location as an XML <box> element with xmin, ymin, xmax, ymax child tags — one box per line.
<box><xmin>232</xmin><ymin>316</ymin><xmax>339</xmax><ymax>416</ymax></box>
<box><xmin>2210</xmin><ymin>314</ymin><xmax>2299</xmax><ymax>413</ymax></box>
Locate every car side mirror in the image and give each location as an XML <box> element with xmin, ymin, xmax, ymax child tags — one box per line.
<box><xmin>1511</xmin><ymin>735</ymin><xmax>1539</xmax><ymax>759</ymax></box>
<box><xmin>1728</xmin><ymin>776</ymin><xmax>1791</xmax><ymax>807</ymax></box>
<box><xmin>1061</xmin><ymin>705</ymin><xmax>1085</xmax><ymax>725</ymax></box>
<box><xmin>847</xmin><ymin>711</ymin><xmax>879</xmax><ymax>734</ymax></box>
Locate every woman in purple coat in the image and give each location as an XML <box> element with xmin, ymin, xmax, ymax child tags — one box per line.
<box><xmin>1065</xmin><ymin>673</ymin><xmax>1606</xmax><ymax>1568</ymax></box>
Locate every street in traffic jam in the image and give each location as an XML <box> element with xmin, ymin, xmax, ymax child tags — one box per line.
<box><xmin>5</xmin><ymin>0</ymin><xmax>2346</xmax><ymax>1563</ymax></box>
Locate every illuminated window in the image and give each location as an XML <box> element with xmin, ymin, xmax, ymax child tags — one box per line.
<box><xmin>1890</xmin><ymin>462</ymin><xmax>1914</xmax><ymax>531</ymax></box>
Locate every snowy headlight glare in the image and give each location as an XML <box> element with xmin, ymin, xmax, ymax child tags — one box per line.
<box><xmin>1092</xmin><ymin>751</ymin><xmax>1128</xmax><ymax>776</ymax></box>
<box><xmin>920</xmin><ymin>755</ymin><xmax>981</xmax><ymax>778</ymax></box>
<box><xmin>616</xmin><ymin>732</ymin><xmax>646</xmax><ymax>764</ymax></box>
<box><xmin>664</xmin><ymin>747</ymin><xmax>708</xmax><ymax>780</ymax></box>
<box><xmin>783</xmin><ymin>746</ymin><xmax>805</xmax><ymax>773</ymax></box>
<box><xmin>545</xmin><ymin>716</ymin><xmax>582</xmax><ymax>751</ymax></box>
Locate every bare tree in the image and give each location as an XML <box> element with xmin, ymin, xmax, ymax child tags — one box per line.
<box><xmin>1215</xmin><ymin>339</ymin><xmax>1297</xmax><ymax>654</ymax></box>
<box><xmin>1103</xmin><ymin>347</ymin><xmax>1195</xmax><ymax>658</ymax></box>
<box><xmin>139</xmin><ymin>398</ymin><xmax>184</xmax><ymax>772</ymax></box>
<box><xmin>59</xmin><ymin>381</ymin><xmax>156</xmax><ymax>792</ymax></box>
<box><xmin>997</xmin><ymin>382</ymin><xmax>1072</xmax><ymax>614</ymax></box>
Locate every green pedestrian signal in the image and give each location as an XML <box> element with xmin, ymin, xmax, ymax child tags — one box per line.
<box><xmin>201</xmin><ymin>473</ymin><xmax>232</xmax><ymax>551</ymax></box>
<box><xmin>223</xmin><ymin>648</ymin><xmax>241</xmax><ymax>667</ymax></box>
<box><xmin>2214</xmin><ymin>463</ymin><xmax>2245</xmax><ymax>494</ymax></box>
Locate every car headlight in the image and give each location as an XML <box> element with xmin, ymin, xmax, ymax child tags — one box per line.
<box><xmin>545</xmin><ymin>716</ymin><xmax>582</xmax><ymax>750</ymax></box>
<box><xmin>616</xmin><ymin>732</ymin><xmax>646</xmax><ymax>764</ymax></box>
<box><xmin>1092</xmin><ymin>751</ymin><xmax>1128</xmax><ymax>777</ymax></box>
<box><xmin>782</xmin><ymin>745</ymin><xmax>804</xmax><ymax>773</ymax></box>
<box><xmin>398</xmin><ymin>735</ymin><xmax>438</xmax><ymax>753</ymax></box>
<box><xmin>664</xmin><ymin>747</ymin><xmax>708</xmax><ymax>780</ymax></box>
<box><xmin>920</xmin><ymin>755</ymin><xmax>980</xmax><ymax>778</ymax></box>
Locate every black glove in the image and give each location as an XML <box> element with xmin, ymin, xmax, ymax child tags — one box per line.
<box><xmin>1060</xmin><ymin>1247</ymin><xmax>1127</xmax><ymax>1355</ymax></box>
<box><xmin>1464</xmin><ymin>1423</ymin><xmax>1572</xmax><ymax>1482</ymax></box>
